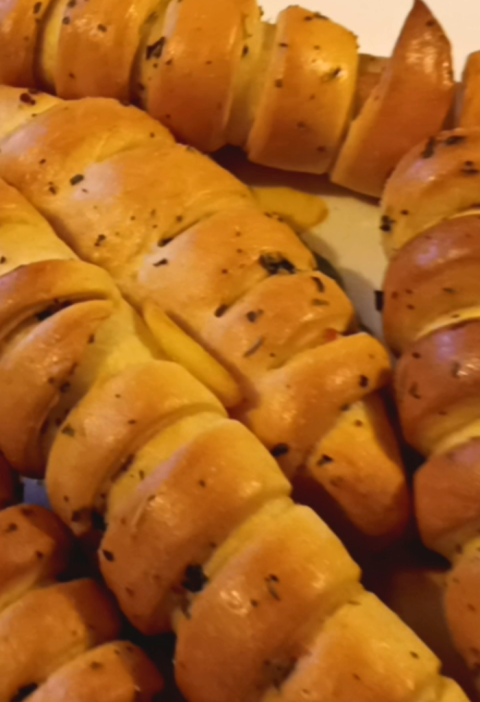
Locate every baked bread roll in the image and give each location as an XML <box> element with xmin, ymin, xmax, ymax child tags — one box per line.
<box><xmin>0</xmin><ymin>504</ymin><xmax>164</xmax><ymax>702</ymax></box>
<box><xmin>382</xmin><ymin>129</ymin><xmax>480</xmax><ymax>690</ymax></box>
<box><xmin>0</xmin><ymin>0</ymin><xmax>454</xmax><ymax>196</ymax></box>
<box><xmin>0</xmin><ymin>87</ymin><xmax>409</xmax><ymax>546</ymax></box>
<box><xmin>0</xmin><ymin>154</ymin><xmax>467</xmax><ymax>701</ymax></box>
<box><xmin>26</xmin><ymin>642</ymin><xmax>165</xmax><ymax>702</ymax></box>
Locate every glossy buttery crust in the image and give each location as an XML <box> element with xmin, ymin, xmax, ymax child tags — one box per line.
<box><xmin>0</xmin><ymin>87</ymin><xmax>409</xmax><ymax>546</ymax></box>
<box><xmin>331</xmin><ymin>0</ymin><xmax>454</xmax><ymax>197</ymax></box>
<box><xmin>0</xmin><ymin>159</ymin><xmax>468</xmax><ymax>700</ymax></box>
<box><xmin>0</xmin><ymin>0</ymin><xmax>455</xmax><ymax>195</ymax></box>
<box><xmin>0</xmin><ymin>504</ymin><xmax>163</xmax><ymax>702</ymax></box>
<box><xmin>382</xmin><ymin>128</ymin><xmax>480</xmax><ymax>691</ymax></box>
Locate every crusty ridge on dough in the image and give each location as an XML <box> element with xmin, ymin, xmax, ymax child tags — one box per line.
<box><xmin>0</xmin><ymin>162</ymin><xmax>469</xmax><ymax>701</ymax></box>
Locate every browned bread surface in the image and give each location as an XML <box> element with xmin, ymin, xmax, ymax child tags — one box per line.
<box><xmin>246</xmin><ymin>5</ymin><xmax>359</xmax><ymax>174</ymax></box>
<box><xmin>0</xmin><ymin>505</ymin><xmax>71</xmax><ymax>611</ymax></box>
<box><xmin>175</xmin><ymin>503</ymin><xmax>363</xmax><ymax>702</ymax></box>
<box><xmin>444</xmin><ymin>540</ymin><xmax>480</xmax><ymax>679</ymax></box>
<box><xmin>0</xmin><ymin>299</ymin><xmax>113</xmax><ymax>477</ymax></box>
<box><xmin>0</xmin><ymin>457</ymin><xmax>16</xmax><ymax>510</ymax></box>
<box><xmin>138</xmin><ymin>0</ymin><xmax>248</xmax><ymax>152</ymax></box>
<box><xmin>459</xmin><ymin>51</ymin><xmax>480</xmax><ymax>129</ymax></box>
<box><xmin>0</xmin><ymin>579</ymin><xmax>121</xmax><ymax>702</ymax></box>
<box><xmin>384</xmin><ymin>216</ymin><xmax>480</xmax><ymax>355</ymax></box>
<box><xmin>27</xmin><ymin>642</ymin><xmax>165</xmax><ymax>702</ymax></box>
<box><xmin>47</xmin><ymin>360</ymin><xmax>225</xmax><ymax>537</ymax></box>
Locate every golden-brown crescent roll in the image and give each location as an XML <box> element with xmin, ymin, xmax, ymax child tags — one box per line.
<box><xmin>0</xmin><ymin>87</ymin><xmax>409</xmax><ymax>545</ymax></box>
<box><xmin>382</xmin><ymin>127</ymin><xmax>480</xmax><ymax>692</ymax></box>
<box><xmin>247</xmin><ymin>6</ymin><xmax>359</xmax><ymax>174</ymax></box>
<box><xmin>0</xmin><ymin>503</ymin><xmax>163</xmax><ymax>702</ymax></box>
<box><xmin>458</xmin><ymin>51</ymin><xmax>480</xmax><ymax>129</ymax></box>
